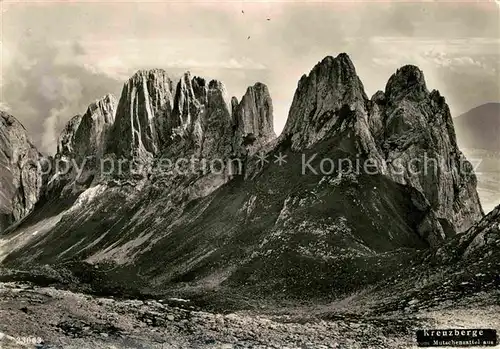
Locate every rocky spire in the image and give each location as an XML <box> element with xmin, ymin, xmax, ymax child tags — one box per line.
<box><xmin>279</xmin><ymin>53</ymin><xmax>483</xmax><ymax>234</ymax></box>
<box><xmin>378</xmin><ymin>66</ymin><xmax>483</xmax><ymax>233</ymax></box>
<box><xmin>280</xmin><ymin>53</ymin><xmax>386</xmax><ymax>173</ymax></box>
<box><xmin>232</xmin><ymin>83</ymin><xmax>276</xmax><ymax>156</ymax></box>
<box><xmin>0</xmin><ymin>111</ymin><xmax>43</xmax><ymax>230</ymax></box>
<box><xmin>282</xmin><ymin>53</ymin><xmax>369</xmax><ymax>150</ymax></box>
<box><xmin>104</xmin><ymin>69</ymin><xmax>276</xmax><ymax>163</ymax></box>
<box><xmin>169</xmin><ymin>74</ymin><xmax>274</xmax><ymax>159</ymax></box>
<box><xmin>46</xmin><ymin>95</ymin><xmax>118</xmax><ymax>195</ymax></box>
<box><xmin>72</xmin><ymin>94</ymin><xmax>117</xmax><ymax>163</ymax></box>
<box><xmin>108</xmin><ymin>69</ymin><xmax>175</xmax><ymax>159</ymax></box>
<box><xmin>169</xmin><ymin>72</ymin><xmax>204</xmax><ymax>154</ymax></box>
<box><xmin>385</xmin><ymin>65</ymin><xmax>428</xmax><ymax>102</ymax></box>
<box><xmin>57</xmin><ymin>114</ymin><xmax>83</xmax><ymax>156</ymax></box>
<box><xmin>201</xmin><ymin>79</ymin><xmax>234</xmax><ymax>158</ymax></box>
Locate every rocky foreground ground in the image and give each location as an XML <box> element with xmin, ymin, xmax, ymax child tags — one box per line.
<box><xmin>0</xmin><ymin>282</ymin><xmax>499</xmax><ymax>349</ymax></box>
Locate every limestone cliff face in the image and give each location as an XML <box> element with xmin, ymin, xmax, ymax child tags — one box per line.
<box><xmin>170</xmin><ymin>72</ymin><xmax>204</xmax><ymax>154</ymax></box>
<box><xmin>282</xmin><ymin>54</ymin><xmax>369</xmax><ymax>149</ymax></box>
<box><xmin>0</xmin><ymin>112</ymin><xmax>43</xmax><ymax>230</ymax></box>
<box><xmin>280</xmin><ymin>53</ymin><xmax>482</xmax><ymax>235</ymax></box>
<box><xmin>108</xmin><ymin>69</ymin><xmax>175</xmax><ymax>159</ymax></box>
<box><xmin>106</xmin><ymin>70</ymin><xmax>275</xmax><ymax>163</ymax></box>
<box><xmin>170</xmin><ymin>73</ymin><xmax>234</xmax><ymax>159</ymax></box>
<box><xmin>201</xmin><ymin>79</ymin><xmax>234</xmax><ymax>158</ymax></box>
<box><xmin>57</xmin><ymin>115</ymin><xmax>83</xmax><ymax>157</ymax></box>
<box><xmin>45</xmin><ymin>95</ymin><xmax>117</xmax><ymax>195</ymax></box>
<box><xmin>281</xmin><ymin>54</ymin><xmax>386</xmax><ymax>170</ymax></box>
<box><xmin>55</xmin><ymin>95</ymin><xmax>117</xmax><ymax>161</ymax></box>
<box><xmin>377</xmin><ymin>65</ymin><xmax>483</xmax><ymax>233</ymax></box>
<box><xmin>73</xmin><ymin>94</ymin><xmax>117</xmax><ymax>163</ymax></box>
<box><xmin>232</xmin><ymin>83</ymin><xmax>276</xmax><ymax>156</ymax></box>
<box><xmin>1</xmin><ymin>57</ymin><xmax>482</xmax><ymax>240</ymax></box>
<box><xmin>0</xmin><ymin>54</ymin><xmax>490</xmax><ymax>301</ymax></box>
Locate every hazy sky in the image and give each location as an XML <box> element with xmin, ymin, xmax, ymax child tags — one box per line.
<box><xmin>1</xmin><ymin>0</ymin><xmax>499</xmax><ymax>153</ymax></box>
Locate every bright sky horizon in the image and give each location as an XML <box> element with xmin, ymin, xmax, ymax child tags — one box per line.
<box><xmin>1</xmin><ymin>0</ymin><xmax>499</xmax><ymax>154</ymax></box>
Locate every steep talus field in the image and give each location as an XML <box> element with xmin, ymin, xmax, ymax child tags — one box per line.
<box><xmin>0</xmin><ymin>53</ymin><xmax>491</xmax><ymax>311</ymax></box>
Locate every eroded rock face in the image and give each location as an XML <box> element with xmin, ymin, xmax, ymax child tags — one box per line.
<box><xmin>109</xmin><ymin>69</ymin><xmax>175</xmax><ymax>159</ymax></box>
<box><xmin>46</xmin><ymin>95</ymin><xmax>117</xmax><ymax>195</ymax></box>
<box><xmin>170</xmin><ymin>73</ymin><xmax>234</xmax><ymax>159</ymax></box>
<box><xmin>282</xmin><ymin>54</ymin><xmax>369</xmax><ymax>150</ymax></box>
<box><xmin>57</xmin><ymin>115</ymin><xmax>83</xmax><ymax>157</ymax></box>
<box><xmin>232</xmin><ymin>83</ymin><xmax>276</xmax><ymax>156</ymax></box>
<box><xmin>281</xmin><ymin>54</ymin><xmax>386</xmax><ymax>171</ymax></box>
<box><xmin>201</xmin><ymin>79</ymin><xmax>234</xmax><ymax>158</ymax></box>
<box><xmin>105</xmin><ymin>69</ymin><xmax>276</xmax><ymax>166</ymax></box>
<box><xmin>45</xmin><ymin>71</ymin><xmax>276</xmax><ymax>203</ymax></box>
<box><xmin>378</xmin><ymin>66</ymin><xmax>483</xmax><ymax>233</ymax></box>
<box><xmin>170</xmin><ymin>72</ymin><xmax>204</xmax><ymax>154</ymax></box>
<box><xmin>281</xmin><ymin>53</ymin><xmax>482</xmax><ymax>235</ymax></box>
<box><xmin>0</xmin><ymin>112</ymin><xmax>43</xmax><ymax>230</ymax></box>
<box><xmin>0</xmin><ymin>54</ymin><xmax>489</xmax><ymax>302</ymax></box>
<box><xmin>460</xmin><ymin>204</ymin><xmax>500</xmax><ymax>259</ymax></box>
<box><xmin>106</xmin><ymin>70</ymin><xmax>276</xmax><ymax>164</ymax></box>
<box><xmin>72</xmin><ymin>94</ymin><xmax>117</xmax><ymax>163</ymax></box>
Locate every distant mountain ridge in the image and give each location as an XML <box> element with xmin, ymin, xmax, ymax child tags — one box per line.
<box><xmin>0</xmin><ymin>53</ymin><xmax>487</xmax><ymax>302</ymax></box>
<box><xmin>454</xmin><ymin>102</ymin><xmax>500</xmax><ymax>152</ymax></box>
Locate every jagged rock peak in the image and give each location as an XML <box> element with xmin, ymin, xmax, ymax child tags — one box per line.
<box><xmin>72</xmin><ymin>94</ymin><xmax>117</xmax><ymax>161</ymax></box>
<box><xmin>378</xmin><ymin>64</ymin><xmax>483</xmax><ymax>233</ymax></box>
<box><xmin>282</xmin><ymin>52</ymin><xmax>368</xmax><ymax>150</ymax></box>
<box><xmin>129</xmin><ymin>68</ymin><xmax>171</xmax><ymax>81</ymax></box>
<box><xmin>278</xmin><ymin>53</ymin><xmax>483</xmax><ymax>235</ymax></box>
<box><xmin>208</xmin><ymin>79</ymin><xmax>225</xmax><ymax>90</ymax></box>
<box><xmin>232</xmin><ymin>82</ymin><xmax>275</xmax><ymax>156</ymax></box>
<box><xmin>45</xmin><ymin>95</ymin><xmax>118</xmax><ymax>196</ymax></box>
<box><xmin>57</xmin><ymin>114</ymin><xmax>83</xmax><ymax>156</ymax></box>
<box><xmin>304</xmin><ymin>53</ymin><xmax>361</xmax><ymax>88</ymax></box>
<box><xmin>320</xmin><ymin>53</ymin><xmax>356</xmax><ymax>75</ymax></box>
<box><xmin>85</xmin><ymin>93</ymin><xmax>117</xmax><ymax>124</ymax></box>
<box><xmin>385</xmin><ymin>65</ymin><xmax>428</xmax><ymax>101</ymax></box>
<box><xmin>166</xmin><ymin>72</ymin><xmax>234</xmax><ymax>159</ymax></box>
<box><xmin>235</xmin><ymin>84</ymin><xmax>274</xmax><ymax>136</ymax></box>
<box><xmin>207</xmin><ymin>79</ymin><xmax>232</xmax><ymax>113</ymax></box>
<box><xmin>57</xmin><ymin>94</ymin><xmax>117</xmax><ymax>161</ymax></box>
<box><xmin>174</xmin><ymin>73</ymin><xmax>231</xmax><ymax>121</ymax></box>
<box><xmin>108</xmin><ymin>69</ymin><xmax>176</xmax><ymax>158</ymax></box>
<box><xmin>173</xmin><ymin>71</ymin><xmax>202</xmax><ymax>132</ymax></box>
<box><xmin>371</xmin><ymin>90</ymin><xmax>386</xmax><ymax>104</ymax></box>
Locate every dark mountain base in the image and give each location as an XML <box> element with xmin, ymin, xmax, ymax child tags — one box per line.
<box><xmin>1</xmin><ymin>135</ymin><xmax>444</xmax><ymax>306</ymax></box>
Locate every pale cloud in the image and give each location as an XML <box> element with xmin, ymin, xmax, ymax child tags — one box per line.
<box><xmin>370</xmin><ymin>40</ymin><xmax>494</xmax><ymax>72</ymax></box>
<box><xmin>1</xmin><ymin>37</ymin><xmax>123</xmax><ymax>153</ymax></box>
<box><xmin>72</xmin><ymin>38</ymin><xmax>268</xmax><ymax>72</ymax></box>
<box><xmin>425</xmin><ymin>53</ymin><xmax>488</xmax><ymax>70</ymax></box>
<box><xmin>82</xmin><ymin>57</ymin><xmax>132</xmax><ymax>81</ymax></box>
<box><xmin>0</xmin><ymin>101</ymin><xmax>11</xmax><ymax>112</ymax></box>
<box><xmin>163</xmin><ymin>57</ymin><xmax>267</xmax><ymax>70</ymax></box>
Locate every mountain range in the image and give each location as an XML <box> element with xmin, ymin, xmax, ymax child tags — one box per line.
<box><xmin>0</xmin><ymin>53</ymin><xmax>493</xmax><ymax>308</ymax></box>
